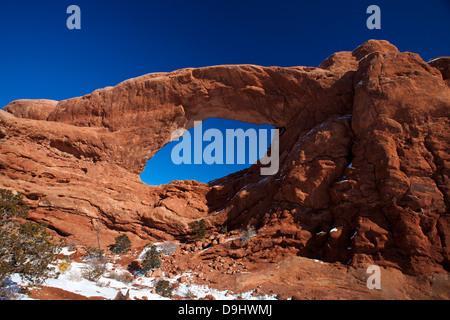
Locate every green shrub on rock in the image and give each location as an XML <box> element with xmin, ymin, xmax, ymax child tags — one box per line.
<box><xmin>155</xmin><ymin>279</ymin><xmax>173</xmax><ymax>297</ymax></box>
<box><xmin>109</xmin><ymin>234</ymin><xmax>131</xmax><ymax>254</ymax></box>
<box><xmin>0</xmin><ymin>189</ymin><xmax>61</xmax><ymax>288</ymax></box>
<box><xmin>191</xmin><ymin>219</ymin><xmax>207</xmax><ymax>240</ymax></box>
<box><xmin>141</xmin><ymin>244</ymin><xmax>161</xmax><ymax>272</ymax></box>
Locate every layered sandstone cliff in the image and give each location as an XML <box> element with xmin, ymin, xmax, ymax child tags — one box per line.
<box><xmin>1</xmin><ymin>40</ymin><xmax>449</xmax><ymax>276</ymax></box>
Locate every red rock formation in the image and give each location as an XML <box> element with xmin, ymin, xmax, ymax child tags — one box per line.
<box><xmin>3</xmin><ymin>99</ymin><xmax>58</xmax><ymax>120</ymax></box>
<box><xmin>0</xmin><ymin>40</ymin><xmax>449</xmax><ymax>276</ymax></box>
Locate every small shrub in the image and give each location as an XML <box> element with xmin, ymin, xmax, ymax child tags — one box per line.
<box><xmin>191</xmin><ymin>219</ymin><xmax>207</xmax><ymax>240</ymax></box>
<box><xmin>220</xmin><ymin>225</ymin><xmax>228</xmax><ymax>235</ymax></box>
<box><xmin>82</xmin><ymin>265</ymin><xmax>103</xmax><ymax>282</ymax></box>
<box><xmin>0</xmin><ymin>189</ymin><xmax>62</xmax><ymax>286</ymax></box>
<box><xmin>68</xmin><ymin>268</ymin><xmax>83</xmax><ymax>282</ymax></box>
<box><xmin>127</xmin><ymin>260</ymin><xmax>141</xmax><ymax>273</ymax></box>
<box><xmin>109</xmin><ymin>234</ymin><xmax>131</xmax><ymax>254</ymax></box>
<box><xmin>155</xmin><ymin>279</ymin><xmax>173</xmax><ymax>297</ymax></box>
<box><xmin>108</xmin><ymin>269</ymin><xmax>134</xmax><ymax>284</ymax></box>
<box><xmin>95</xmin><ymin>279</ymin><xmax>110</xmax><ymax>288</ymax></box>
<box><xmin>141</xmin><ymin>244</ymin><xmax>161</xmax><ymax>272</ymax></box>
<box><xmin>184</xmin><ymin>288</ymin><xmax>196</xmax><ymax>300</ymax></box>
<box><xmin>83</xmin><ymin>246</ymin><xmax>107</xmax><ymax>282</ymax></box>
<box><xmin>57</xmin><ymin>260</ymin><xmax>71</xmax><ymax>273</ymax></box>
<box><xmin>241</xmin><ymin>226</ymin><xmax>256</xmax><ymax>243</ymax></box>
<box><xmin>85</xmin><ymin>246</ymin><xmax>105</xmax><ymax>262</ymax></box>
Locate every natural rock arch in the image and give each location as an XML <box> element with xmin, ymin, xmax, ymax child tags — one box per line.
<box><xmin>1</xmin><ymin>40</ymin><xmax>449</xmax><ymax>276</ymax></box>
<box><xmin>44</xmin><ymin>61</ymin><xmax>355</xmax><ymax>174</ymax></box>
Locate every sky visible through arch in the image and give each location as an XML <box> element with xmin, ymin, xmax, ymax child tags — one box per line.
<box><xmin>140</xmin><ymin>118</ymin><xmax>275</xmax><ymax>185</ymax></box>
<box><xmin>0</xmin><ymin>0</ymin><xmax>448</xmax><ymax>184</ymax></box>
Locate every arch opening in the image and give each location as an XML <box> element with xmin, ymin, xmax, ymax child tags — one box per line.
<box><xmin>140</xmin><ymin>118</ymin><xmax>276</xmax><ymax>185</ymax></box>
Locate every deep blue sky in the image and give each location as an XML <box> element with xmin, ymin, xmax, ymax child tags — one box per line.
<box><xmin>1</xmin><ymin>0</ymin><xmax>449</xmax><ymax>184</ymax></box>
<box><xmin>144</xmin><ymin>118</ymin><xmax>275</xmax><ymax>185</ymax></box>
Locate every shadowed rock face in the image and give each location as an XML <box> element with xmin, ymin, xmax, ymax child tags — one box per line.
<box><xmin>1</xmin><ymin>40</ymin><xmax>449</xmax><ymax>276</ymax></box>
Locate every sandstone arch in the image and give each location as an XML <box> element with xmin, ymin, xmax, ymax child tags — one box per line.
<box><xmin>1</xmin><ymin>40</ymin><xmax>449</xmax><ymax>275</ymax></box>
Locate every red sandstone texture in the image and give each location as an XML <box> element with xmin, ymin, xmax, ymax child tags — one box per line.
<box><xmin>0</xmin><ymin>40</ymin><xmax>449</xmax><ymax>298</ymax></box>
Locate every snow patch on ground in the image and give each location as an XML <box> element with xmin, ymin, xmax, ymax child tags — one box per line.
<box><xmin>8</xmin><ymin>247</ymin><xmax>276</xmax><ymax>300</ymax></box>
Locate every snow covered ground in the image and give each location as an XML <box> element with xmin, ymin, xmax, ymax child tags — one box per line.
<box><xmin>7</xmin><ymin>247</ymin><xmax>277</xmax><ymax>301</ymax></box>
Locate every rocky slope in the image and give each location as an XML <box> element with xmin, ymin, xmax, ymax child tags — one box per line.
<box><xmin>1</xmin><ymin>40</ymin><xmax>449</xmax><ymax>286</ymax></box>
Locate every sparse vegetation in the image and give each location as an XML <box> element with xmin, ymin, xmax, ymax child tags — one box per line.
<box><xmin>85</xmin><ymin>246</ymin><xmax>106</xmax><ymax>262</ymax></box>
<box><xmin>84</xmin><ymin>245</ymin><xmax>107</xmax><ymax>282</ymax></box>
<box><xmin>185</xmin><ymin>288</ymin><xmax>195</xmax><ymax>300</ymax></box>
<box><xmin>57</xmin><ymin>259</ymin><xmax>71</xmax><ymax>273</ymax></box>
<box><xmin>155</xmin><ymin>279</ymin><xmax>173</xmax><ymax>297</ymax></box>
<box><xmin>241</xmin><ymin>225</ymin><xmax>257</xmax><ymax>243</ymax></box>
<box><xmin>108</xmin><ymin>269</ymin><xmax>134</xmax><ymax>284</ymax></box>
<box><xmin>82</xmin><ymin>265</ymin><xmax>103</xmax><ymax>282</ymax></box>
<box><xmin>220</xmin><ymin>224</ymin><xmax>229</xmax><ymax>235</ymax></box>
<box><xmin>191</xmin><ymin>219</ymin><xmax>207</xmax><ymax>240</ymax></box>
<box><xmin>0</xmin><ymin>189</ymin><xmax>61</xmax><ymax>296</ymax></box>
<box><xmin>141</xmin><ymin>244</ymin><xmax>161</xmax><ymax>272</ymax></box>
<box><xmin>109</xmin><ymin>234</ymin><xmax>131</xmax><ymax>254</ymax></box>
